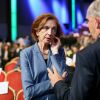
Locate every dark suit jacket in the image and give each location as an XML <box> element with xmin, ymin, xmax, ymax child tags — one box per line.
<box><xmin>54</xmin><ymin>38</ymin><xmax>100</xmax><ymax>100</ymax></box>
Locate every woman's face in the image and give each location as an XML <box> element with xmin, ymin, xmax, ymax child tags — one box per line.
<box><xmin>36</xmin><ymin>19</ymin><xmax>57</xmax><ymax>44</ymax></box>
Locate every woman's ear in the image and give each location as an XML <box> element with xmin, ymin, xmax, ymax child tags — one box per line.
<box><xmin>36</xmin><ymin>32</ymin><xmax>39</xmax><ymax>36</ymax></box>
<box><xmin>35</xmin><ymin>28</ymin><xmax>40</xmax><ymax>36</ymax></box>
<box><xmin>36</xmin><ymin>30</ymin><xmax>40</xmax><ymax>36</ymax></box>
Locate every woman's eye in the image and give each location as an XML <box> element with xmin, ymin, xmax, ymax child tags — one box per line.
<box><xmin>42</xmin><ymin>26</ymin><xmax>49</xmax><ymax>30</ymax></box>
<box><xmin>52</xmin><ymin>28</ymin><xmax>57</xmax><ymax>33</ymax></box>
<box><xmin>42</xmin><ymin>26</ymin><xmax>57</xmax><ymax>34</ymax></box>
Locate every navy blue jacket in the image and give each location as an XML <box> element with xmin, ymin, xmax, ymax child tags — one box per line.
<box><xmin>54</xmin><ymin>38</ymin><xmax>100</xmax><ymax>100</ymax></box>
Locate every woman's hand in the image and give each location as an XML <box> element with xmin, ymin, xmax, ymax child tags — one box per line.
<box><xmin>51</xmin><ymin>37</ymin><xmax>61</xmax><ymax>54</ymax></box>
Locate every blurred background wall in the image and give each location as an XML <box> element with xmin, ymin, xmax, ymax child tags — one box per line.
<box><xmin>0</xmin><ymin>0</ymin><xmax>93</xmax><ymax>42</ymax></box>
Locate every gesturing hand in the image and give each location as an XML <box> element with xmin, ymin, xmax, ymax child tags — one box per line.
<box><xmin>47</xmin><ymin>66</ymin><xmax>67</xmax><ymax>87</ymax></box>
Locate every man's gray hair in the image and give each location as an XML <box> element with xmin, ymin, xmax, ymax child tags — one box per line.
<box><xmin>86</xmin><ymin>0</ymin><xmax>100</xmax><ymax>18</ymax></box>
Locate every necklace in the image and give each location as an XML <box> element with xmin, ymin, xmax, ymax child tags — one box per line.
<box><xmin>38</xmin><ymin>43</ymin><xmax>48</xmax><ymax>55</ymax></box>
<box><xmin>41</xmin><ymin>51</ymin><xmax>48</xmax><ymax>55</ymax></box>
<box><xmin>41</xmin><ymin>51</ymin><xmax>48</xmax><ymax>59</ymax></box>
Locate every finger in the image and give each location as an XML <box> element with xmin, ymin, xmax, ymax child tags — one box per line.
<box><xmin>55</xmin><ymin>37</ymin><xmax>60</xmax><ymax>42</ymax></box>
<box><xmin>62</xmin><ymin>71</ymin><xmax>67</xmax><ymax>79</ymax></box>
<box><xmin>52</xmin><ymin>66</ymin><xmax>58</xmax><ymax>74</ymax></box>
<box><xmin>55</xmin><ymin>37</ymin><xmax>61</xmax><ymax>46</ymax></box>
<box><xmin>55</xmin><ymin>37</ymin><xmax>59</xmax><ymax>40</ymax></box>
<box><xmin>47</xmin><ymin>68</ymin><xmax>52</xmax><ymax>73</ymax></box>
<box><xmin>47</xmin><ymin>68</ymin><xmax>54</xmax><ymax>77</ymax></box>
<box><xmin>47</xmin><ymin>68</ymin><xmax>51</xmax><ymax>78</ymax></box>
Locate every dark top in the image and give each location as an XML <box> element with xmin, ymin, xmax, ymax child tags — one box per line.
<box><xmin>44</xmin><ymin>59</ymin><xmax>47</xmax><ymax>65</ymax></box>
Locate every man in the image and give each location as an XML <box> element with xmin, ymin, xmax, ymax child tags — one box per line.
<box><xmin>47</xmin><ymin>0</ymin><xmax>100</xmax><ymax>100</ymax></box>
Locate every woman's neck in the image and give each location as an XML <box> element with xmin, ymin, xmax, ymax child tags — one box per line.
<box><xmin>38</xmin><ymin>42</ymin><xmax>49</xmax><ymax>59</ymax></box>
<box><xmin>38</xmin><ymin>42</ymin><xmax>49</xmax><ymax>53</ymax></box>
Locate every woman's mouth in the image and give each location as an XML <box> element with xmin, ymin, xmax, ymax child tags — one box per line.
<box><xmin>46</xmin><ymin>37</ymin><xmax>51</xmax><ymax>42</ymax></box>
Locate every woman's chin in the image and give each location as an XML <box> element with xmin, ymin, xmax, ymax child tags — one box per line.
<box><xmin>45</xmin><ymin>42</ymin><xmax>50</xmax><ymax>44</ymax></box>
<box><xmin>45</xmin><ymin>39</ymin><xmax>51</xmax><ymax>43</ymax></box>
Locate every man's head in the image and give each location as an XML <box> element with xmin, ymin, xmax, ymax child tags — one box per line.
<box><xmin>86</xmin><ymin>0</ymin><xmax>100</xmax><ymax>40</ymax></box>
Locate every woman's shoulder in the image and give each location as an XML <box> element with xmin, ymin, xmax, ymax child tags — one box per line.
<box><xmin>20</xmin><ymin>44</ymin><xmax>35</xmax><ymax>54</ymax></box>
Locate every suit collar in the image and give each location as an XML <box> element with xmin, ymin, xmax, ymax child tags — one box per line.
<box><xmin>33</xmin><ymin>42</ymin><xmax>40</xmax><ymax>53</ymax></box>
<box><xmin>33</xmin><ymin>42</ymin><xmax>52</xmax><ymax>55</ymax></box>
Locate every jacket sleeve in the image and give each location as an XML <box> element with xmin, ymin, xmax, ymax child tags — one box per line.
<box><xmin>50</xmin><ymin>48</ymin><xmax>70</xmax><ymax>76</ymax></box>
<box><xmin>20</xmin><ymin>50</ymin><xmax>52</xmax><ymax>100</ymax></box>
<box><xmin>54</xmin><ymin>80</ymin><xmax>70</xmax><ymax>100</ymax></box>
<box><xmin>54</xmin><ymin>50</ymin><xmax>96</xmax><ymax>100</ymax></box>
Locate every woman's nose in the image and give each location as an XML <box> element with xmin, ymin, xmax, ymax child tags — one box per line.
<box><xmin>47</xmin><ymin>28</ymin><xmax>52</xmax><ymax>35</ymax></box>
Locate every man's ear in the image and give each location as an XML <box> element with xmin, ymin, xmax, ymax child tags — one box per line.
<box><xmin>95</xmin><ymin>18</ymin><xmax>100</xmax><ymax>29</ymax></box>
<box><xmin>97</xmin><ymin>23</ymin><xmax>100</xmax><ymax>29</ymax></box>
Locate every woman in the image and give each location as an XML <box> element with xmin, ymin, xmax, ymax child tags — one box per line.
<box><xmin>20</xmin><ymin>13</ymin><xmax>69</xmax><ymax>100</ymax></box>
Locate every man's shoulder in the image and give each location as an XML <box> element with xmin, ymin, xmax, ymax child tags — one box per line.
<box><xmin>79</xmin><ymin>39</ymin><xmax>100</xmax><ymax>55</ymax></box>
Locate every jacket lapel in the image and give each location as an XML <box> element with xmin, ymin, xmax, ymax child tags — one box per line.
<box><xmin>33</xmin><ymin>42</ymin><xmax>52</xmax><ymax>69</ymax></box>
<box><xmin>33</xmin><ymin>42</ymin><xmax>47</xmax><ymax>68</ymax></box>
